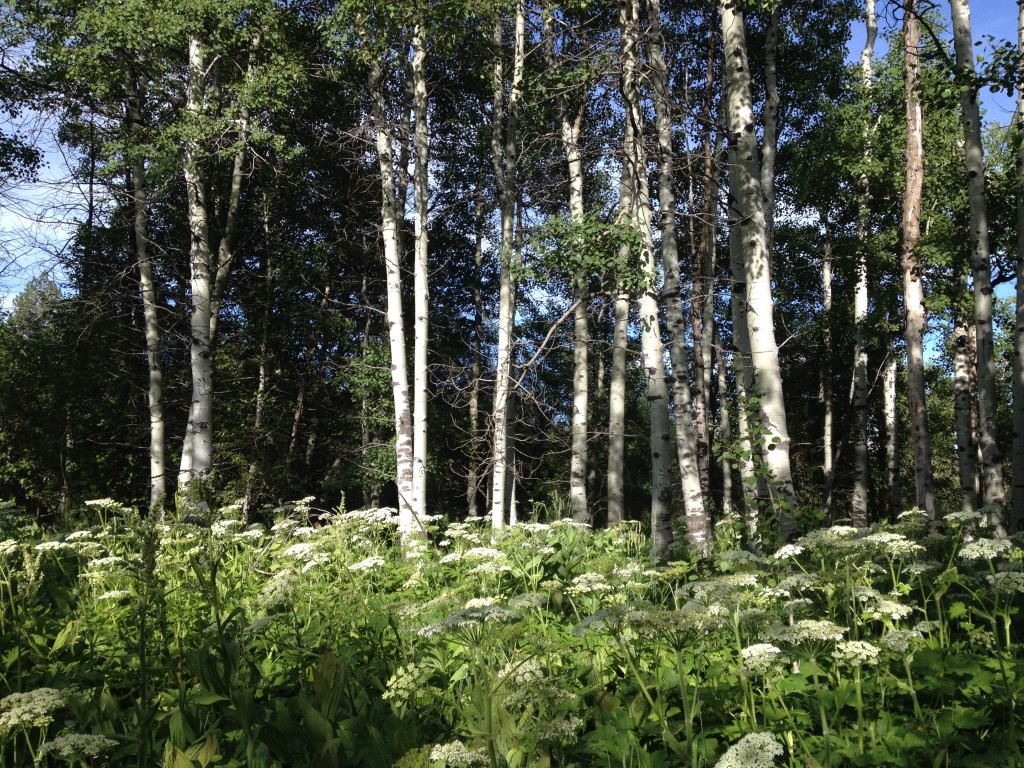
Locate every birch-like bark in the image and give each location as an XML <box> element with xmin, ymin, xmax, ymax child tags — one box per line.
<box><xmin>884</xmin><ymin>347</ymin><xmax>901</xmax><ymax>517</ymax></box>
<box><xmin>721</xmin><ymin>1</ymin><xmax>797</xmax><ymax>530</ymax></box>
<box><xmin>822</xmin><ymin>232</ymin><xmax>835</xmax><ymax>508</ymax></box>
<box><xmin>716</xmin><ymin>328</ymin><xmax>734</xmax><ymax>523</ymax></box>
<box><xmin>545</xmin><ymin>12</ymin><xmax>590</xmax><ymax>524</ymax></box>
<box><xmin>954</xmin><ymin>318</ymin><xmax>979</xmax><ymax>513</ymax></box>
<box><xmin>1013</xmin><ymin>0</ymin><xmax>1024</xmax><ymax>532</ymax></box>
<box><xmin>490</xmin><ymin>0</ymin><xmax>524</xmax><ymax>532</ymax></box>
<box><xmin>900</xmin><ymin>3</ymin><xmax>936</xmax><ymax>518</ymax></box>
<box><xmin>125</xmin><ymin>84</ymin><xmax>166</xmax><ymax>515</ymax></box>
<box><xmin>607</xmin><ymin>291</ymin><xmax>629</xmax><ymax>526</ymax></box>
<box><xmin>851</xmin><ymin>0</ymin><xmax>876</xmax><ymax>523</ymax></box>
<box><xmin>760</xmin><ymin>0</ymin><xmax>780</xmax><ymax>254</ymax></box>
<box><xmin>179</xmin><ymin>34</ymin><xmax>255</xmax><ymax>493</ymax></box>
<box><xmin>648</xmin><ymin>0</ymin><xmax>707</xmax><ymax>552</ymax></box>
<box><xmin>949</xmin><ymin>0</ymin><xmax>1006</xmax><ymax>532</ymax></box>
<box><xmin>730</xmin><ymin>224</ymin><xmax>761</xmax><ymax>545</ymax></box>
<box><xmin>179</xmin><ymin>36</ymin><xmax>215</xmax><ymax>489</ymax></box>
<box><xmin>412</xmin><ymin>25</ymin><xmax>430</xmax><ymax>525</ymax></box>
<box><xmin>467</xmin><ymin>185</ymin><xmax>484</xmax><ymax>518</ymax></box>
<box><xmin>371</xmin><ymin>59</ymin><xmax>415</xmax><ymax>538</ymax></box>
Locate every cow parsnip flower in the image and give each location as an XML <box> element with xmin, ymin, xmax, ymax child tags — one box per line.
<box><xmin>834</xmin><ymin>640</ymin><xmax>880</xmax><ymax>667</ymax></box>
<box><xmin>714</xmin><ymin>732</ymin><xmax>785</xmax><ymax>768</ymax></box>
<box><xmin>879</xmin><ymin>629</ymin><xmax>924</xmax><ymax>655</ymax></box>
<box><xmin>347</xmin><ymin>556</ymin><xmax>385</xmax><ymax>572</ymax></box>
<box><xmin>988</xmin><ymin>571</ymin><xmax>1024</xmax><ymax>594</ymax></box>
<box><xmin>741</xmin><ymin>644</ymin><xmax>785</xmax><ymax>676</ymax></box>
<box><xmin>959</xmin><ymin>538</ymin><xmax>1015</xmax><ymax>562</ymax></box>
<box><xmin>429</xmin><ymin>741</ymin><xmax>488</xmax><ymax>767</ymax></box>
<box><xmin>0</xmin><ymin>687</ymin><xmax>75</xmax><ymax>733</ymax></box>
<box><xmin>38</xmin><ymin>733</ymin><xmax>118</xmax><ymax>760</ymax></box>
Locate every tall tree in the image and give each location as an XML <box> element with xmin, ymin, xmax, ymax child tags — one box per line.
<box><xmin>1014</xmin><ymin>0</ymin><xmax>1024</xmax><ymax>532</ymax></box>
<box><xmin>900</xmin><ymin>0</ymin><xmax>935</xmax><ymax>518</ymax></box>
<box><xmin>948</xmin><ymin>0</ymin><xmax>1006</xmax><ymax>532</ymax></box>
<box><xmin>721</xmin><ymin>0</ymin><xmax>797</xmax><ymax>533</ymax></box>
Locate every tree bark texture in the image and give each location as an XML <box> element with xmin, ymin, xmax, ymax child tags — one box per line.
<box><xmin>900</xmin><ymin>2</ymin><xmax>936</xmax><ymax>518</ymax></box>
<box><xmin>721</xmin><ymin>1</ymin><xmax>797</xmax><ymax>532</ymax></box>
<box><xmin>949</xmin><ymin>0</ymin><xmax>1006</xmax><ymax>532</ymax></box>
<box><xmin>412</xmin><ymin>25</ymin><xmax>430</xmax><ymax>527</ymax></box>
<box><xmin>1013</xmin><ymin>0</ymin><xmax>1024</xmax><ymax>532</ymax></box>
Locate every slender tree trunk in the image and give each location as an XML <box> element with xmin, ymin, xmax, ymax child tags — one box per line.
<box><xmin>954</xmin><ymin>317</ymin><xmax>980</xmax><ymax>513</ymax></box>
<box><xmin>949</xmin><ymin>0</ymin><xmax>1006</xmax><ymax>532</ymax></box>
<box><xmin>648</xmin><ymin>0</ymin><xmax>707</xmax><ymax>553</ymax></box>
<box><xmin>125</xmin><ymin>86</ymin><xmax>166</xmax><ymax>516</ymax></box>
<box><xmin>822</xmin><ymin>230</ymin><xmax>835</xmax><ymax>511</ymax></box>
<box><xmin>490</xmin><ymin>0</ymin><xmax>524</xmax><ymax>532</ymax></box>
<box><xmin>370</xmin><ymin>58</ymin><xmax>415</xmax><ymax>538</ymax></box>
<box><xmin>760</xmin><ymin>0</ymin><xmax>780</xmax><ymax>256</ymax></box>
<box><xmin>468</xmin><ymin>185</ymin><xmax>484</xmax><ymax>518</ymax></box>
<box><xmin>544</xmin><ymin>12</ymin><xmax>591</xmax><ymax>524</ymax></box>
<box><xmin>607</xmin><ymin>292</ymin><xmax>629</xmax><ymax>526</ymax></box>
<box><xmin>716</xmin><ymin>328</ymin><xmax>734</xmax><ymax>524</ymax></box>
<box><xmin>900</xmin><ymin>2</ymin><xmax>936</xmax><ymax>518</ymax></box>
<box><xmin>884</xmin><ymin>347</ymin><xmax>902</xmax><ymax>518</ymax></box>
<box><xmin>1013</xmin><ymin>0</ymin><xmax>1024</xmax><ymax>532</ymax></box>
<box><xmin>358</xmin><ymin>272</ymin><xmax>380</xmax><ymax>510</ymax></box>
<box><xmin>412</xmin><ymin>25</ymin><xmax>430</xmax><ymax>525</ymax></box>
<box><xmin>730</xmin><ymin>224</ymin><xmax>761</xmax><ymax>545</ymax></box>
<box><xmin>851</xmin><ymin>0</ymin><xmax>876</xmax><ymax>524</ymax></box>
<box><xmin>721</xmin><ymin>1</ymin><xmax>797</xmax><ymax>531</ymax></box>
<box><xmin>179</xmin><ymin>36</ymin><xmax>215</xmax><ymax>491</ymax></box>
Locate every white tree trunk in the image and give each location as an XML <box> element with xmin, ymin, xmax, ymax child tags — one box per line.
<box><xmin>949</xmin><ymin>0</ymin><xmax>1006</xmax><ymax>532</ymax></box>
<box><xmin>648</xmin><ymin>0</ymin><xmax>707</xmax><ymax>553</ymax></box>
<box><xmin>884</xmin><ymin>349</ymin><xmax>901</xmax><ymax>518</ymax></box>
<box><xmin>607</xmin><ymin>293</ymin><xmax>629</xmax><ymax>526</ymax></box>
<box><xmin>954</xmin><ymin>319</ymin><xmax>980</xmax><ymax>513</ymax></box>
<box><xmin>760</xmin><ymin>0</ymin><xmax>780</xmax><ymax>255</ymax></box>
<box><xmin>901</xmin><ymin>3</ymin><xmax>936</xmax><ymax>519</ymax></box>
<box><xmin>822</xmin><ymin>233</ymin><xmax>835</xmax><ymax>508</ymax></box>
<box><xmin>412</xmin><ymin>25</ymin><xmax>430</xmax><ymax>527</ymax></box>
<box><xmin>490</xmin><ymin>0</ymin><xmax>524</xmax><ymax>532</ymax></box>
<box><xmin>721</xmin><ymin>2</ymin><xmax>797</xmax><ymax>531</ymax></box>
<box><xmin>126</xmin><ymin>83</ymin><xmax>166</xmax><ymax>516</ymax></box>
<box><xmin>179</xmin><ymin>36</ymin><xmax>215</xmax><ymax>490</ymax></box>
<box><xmin>851</xmin><ymin>0</ymin><xmax>876</xmax><ymax>525</ymax></box>
<box><xmin>371</xmin><ymin>59</ymin><xmax>415</xmax><ymax>538</ymax></box>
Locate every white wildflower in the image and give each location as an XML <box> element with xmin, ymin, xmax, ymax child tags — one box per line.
<box><xmin>864</xmin><ymin>532</ymin><xmax>924</xmax><ymax>558</ymax></box>
<box><xmin>509</xmin><ymin>592</ymin><xmax>548</xmax><ymax>610</ymax></box>
<box><xmin>64</xmin><ymin>530</ymin><xmax>93</xmax><ymax>542</ymax></box>
<box><xmin>535</xmin><ymin>716</ymin><xmax>585</xmax><ymax>744</ymax></box>
<box><xmin>741</xmin><ymin>644</ymin><xmax>785</xmax><ymax>676</ymax></box>
<box><xmin>462</xmin><ymin>547</ymin><xmax>506</xmax><ymax>560</ymax></box>
<box><xmin>898</xmin><ymin>508</ymin><xmax>929</xmax><ymax>522</ymax></box>
<box><xmin>468</xmin><ymin>560</ymin><xmax>512</xmax><ymax>576</ymax></box>
<box><xmin>211</xmin><ymin>519</ymin><xmax>243</xmax><ymax>536</ymax></box>
<box><xmin>772</xmin><ymin>544</ymin><xmax>804</xmax><ymax>560</ymax></box>
<box><xmin>383</xmin><ymin>663</ymin><xmax>423</xmax><ymax>703</ymax></box>
<box><xmin>282</xmin><ymin>542</ymin><xmax>316</xmax><ymax>560</ymax></box>
<box><xmin>429</xmin><ymin>741</ymin><xmax>488</xmax><ymax>767</ymax></box>
<box><xmin>465</xmin><ymin>597</ymin><xmax>498</xmax><ymax>608</ymax></box>
<box><xmin>834</xmin><ymin>640</ymin><xmax>881</xmax><ymax>667</ymax></box>
<box><xmin>0</xmin><ymin>688</ymin><xmax>73</xmax><ymax>733</ymax></box>
<box><xmin>944</xmin><ymin>510</ymin><xmax>983</xmax><ymax>527</ymax></box>
<box><xmin>960</xmin><ymin>538</ymin><xmax>1015</xmax><ymax>563</ymax></box>
<box><xmin>258</xmin><ymin>570</ymin><xmax>298</xmax><ymax>611</ymax></box>
<box><xmin>865</xmin><ymin>598</ymin><xmax>913</xmax><ymax>622</ymax></box>
<box><xmin>418</xmin><ymin>605</ymin><xmax>521</xmax><ymax>638</ymax></box>
<box><xmin>498</xmin><ymin>657</ymin><xmax>545</xmax><ymax>686</ymax></box>
<box><xmin>568</xmin><ymin>572</ymin><xmax>612</xmax><ymax>595</ymax></box>
<box><xmin>440</xmin><ymin>552</ymin><xmax>463</xmax><ymax>564</ymax></box>
<box><xmin>292</xmin><ymin>526</ymin><xmax>316</xmax><ymax>538</ymax></box>
<box><xmin>35</xmin><ymin>541</ymin><xmax>74</xmax><ymax>553</ymax></box>
<box><xmin>271</xmin><ymin>520</ymin><xmax>299</xmax><ymax>533</ymax></box>
<box><xmin>765</xmin><ymin>619</ymin><xmax>846</xmax><ymax>646</ymax></box>
<box><xmin>879</xmin><ymin>629</ymin><xmax>924</xmax><ymax>655</ymax></box>
<box><xmin>38</xmin><ymin>733</ymin><xmax>118</xmax><ymax>760</ymax></box>
<box><xmin>0</xmin><ymin>539</ymin><xmax>18</xmax><ymax>557</ymax></box>
<box><xmin>348</xmin><ymin>556</ymin><xmax>385</xmax><ymax>572</ymax></box>
<box><xmin>234</xmin><ymin>528</ymin><xmax>265</xmax><ymax>540</ymax></box>
<box><xmin>714</xmin><ymin>732</ymin><xmax>785</xmax><ymax>768</ymax></box>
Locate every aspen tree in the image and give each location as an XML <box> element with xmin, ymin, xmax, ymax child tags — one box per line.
<box><xmin>948</xmin><ymin>0</ymin><xmax>1006</xmax><ymax>533</ymax></box>
<box><xmin>1013</xmin><ymin>0</ymin><xmax>1024</xmax><ymax>532</ymax></box>
<box><xmin>721</xmin><ymin>0</ymin><xmax>797</xmax><ymax>532</ymax></box>
<box><xmin>900</xmin><ymin>1</ymin><xmax>935</xmax><ymax>518</ymax></box>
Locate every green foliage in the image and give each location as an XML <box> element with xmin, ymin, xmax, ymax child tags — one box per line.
<box><xmin>1</xmin><ymin>505</ymin><xmax>1023</xmax><ymax>767</ymax></box>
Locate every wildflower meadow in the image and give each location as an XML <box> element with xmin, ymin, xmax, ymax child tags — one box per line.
<box><xmin>0</xmin><ymin>498</ymin><xmax>1021</xmax><ymax>767</ymax></box>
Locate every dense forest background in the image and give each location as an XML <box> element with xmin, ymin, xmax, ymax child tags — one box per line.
<box><xmin>0</xmin><ymin>0</ymin><xmax>1022</xmax><ymax>554</ymax></box>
